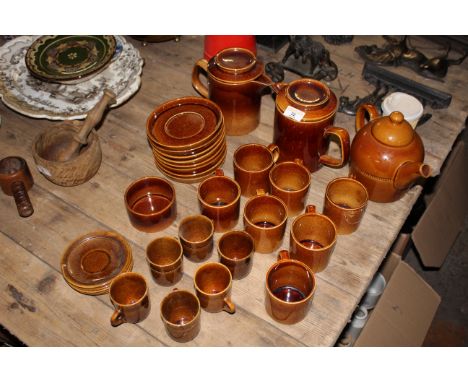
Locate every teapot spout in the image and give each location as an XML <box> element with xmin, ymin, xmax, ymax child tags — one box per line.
<box><xmin>393</xmin><ymin>161</ymin><xmax>432</xmax><ymax>190</ymax></box>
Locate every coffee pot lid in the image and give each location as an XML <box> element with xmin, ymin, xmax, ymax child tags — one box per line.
<box><xmin>371</xmin><ymin>111</ymin><xmax>415</xmax><ymax>147</ymax></box>
<box><xmin>276</xmin><ymin>79</ymin><xmax>337</xmax><ymax>122</ymax></box>
<box><xmin>208</xmin><ymin>47</ymin><xmax>264</xmax><ymax>83</ymax></box>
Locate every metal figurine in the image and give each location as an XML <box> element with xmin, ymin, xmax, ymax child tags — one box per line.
<box><xmin>323</xmin><ymin>36</ymin><xmax>354</xmax><ymax>45</ymax></box>
<box><xmin>265</xmin><ymin>36</ymin><xmax>338</xmax><ymax>82</ymax></box>
<box><xmin>355</xmin><ymin>36</ymin><xmax>468</xmax><ymax>80</ymax></box>
<box><xmin>339</xmin><ymin>82</ymin><xmax>389</xmax><ymax>116</ymax></box>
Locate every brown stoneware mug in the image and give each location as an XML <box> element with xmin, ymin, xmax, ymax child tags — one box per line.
<box><xmin>146</xmin><ymin>237</ymin><xmax>183</xmax><ymax>286</ymax></box>
<box><xmin>290</xmin><ymin>205</ymin><xmax>337</xmax><ymax>273</ymax></box>
<box><xmin>178</xmin><ymin>214</ymin><xmax>215</xmax><ymax>262</ymax></box>
<box><xmin>160</xmin><ymin>288</ymin><xmax>201</xmax><ymax>343</ymax></box>
<box><xmin>243</xmin><ymin>189</ymin><xmax>288</xmax><ymax>254</ymax></box>
<box><xmin>217</xmin><ymin>230</ymin><xmax>255</xmax><ymax>280</ymax></box>
<box><xmin>109</xmin><ymin>272</ymin><xmax>150</xmax><ymax>327</ymax></box>
<box><xmin>323</xmin><ymin>177</ymin><xmax>368</xmax><ymax>235</ymax></box>
<box><xmin>124</xmin><ymin>176</ymin><xmax>176</xmax><ymax>233</ymax></box>
<box><xmin>197</xmin><ymin>168</ymin><xmax>241</xmax><ymax>232</ymax></box>
<box><xmin>269</xmin><ymin>158</ymin><xmax>311</xmax><ymax>217</ymax></box>
<box><xmin>272</xmin><ymin>78</ymin><xmax>350</xmax><ymax>173</ymax></box>
<box><xmin>194</xmin><ymin>262</ymin><xmax>235</xmax><ymax>314</ymax></box>
<box><xmin>265</xmin><ymin>250</ymin><xmax>316</xmax><ymax>325</ymax></box>
<box><xmin>233</xmin><ymin>143</ymin><xmax>280</xmax><ymax>197</ymax></box>
<box><xmin>192</xmin><ymin>47</ymin><xmax>272</xmax><ymax>136</ymax></box>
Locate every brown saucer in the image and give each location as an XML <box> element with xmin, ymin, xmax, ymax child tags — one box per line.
<box><xmin>61</xmin><ymin>231</ymin><xmax>133</xmax><ymax>295</ymax></box>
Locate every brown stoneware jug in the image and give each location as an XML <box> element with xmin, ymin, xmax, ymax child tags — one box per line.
<box><xmin>272</xmin><ymin>78</ymin><xmax>350</xmax><ymax>173</ymax></box>
<box><xmin>192</xmin><ymin>47</ymin><xmax>271</xmax><ymax>136</ymax></box>
<box><xmin>350</xmin><ymin>104</ymin><xmax>432</xmax><ymax>203</ymax></box>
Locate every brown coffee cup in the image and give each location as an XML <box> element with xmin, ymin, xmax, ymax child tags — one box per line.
<box><xmin>178</xmin><ymin>215</ymin><xmax>214</xmax><ymax>262</ymax></box>
<box><xmin>218</xmin><ymin>230</ymin><xmax>255</xmax><ymax>280</ymax></box>
<box><xmin>289</xmin><ymin>205</ymin><xmax>337</xmax><ymax>273</ymax></box>
<box><xmin>146</xmin><ymin>237</ymin><xmax>183</xmax><ymax>286</ymax></box>
<box><xmin>323</xmin><ymin>177</ymin><xmax>368</xmax><ymax>235</ymax></box>
<box><xmin>243</xmin><ymin>189</ymin><xmax>288</xmax><ymax>254</ymax></box>
<box><xmin>124</xmin><ymin>176</ymin><xmax>176</xmax><ymax>233</ymax></box>
<box><xmin>265</xmin><ymin>250</ymin><xmax>316</xmax><ymax>324</ymax></box>
<box><xmin>160</xmin><ymin>288</ymin><xmax>201</xmax><ymax>343</ymax></box>
<box><xmin>233</xmin><ymin>143</ymin><xmax>279</xmax><ymax>197</ymax></box>
<box><xmin>197</xmin><ymin>169</ymin><xmax>241</xmax><ymax>232</ymax></box>
<box><xmin>194</xmin><ymin>262</ymin><xmax>235</xmax><ymax>314</ymax></box>
<box><xmin>269</xmin><ymin>158</ymin><xmax>311</xmax><ymax>217</ymax></box>
<box><xmin>109</xmin><ymin>272</ymin><xmax>150</xmax><ymax>327</ymax></box>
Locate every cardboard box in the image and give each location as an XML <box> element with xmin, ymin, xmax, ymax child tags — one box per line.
<box><xmin>412</xmin><ymin>140</ymin><xmax>468</xmax><ymax>268</ymax></box>
<box><xmin>354</xmin><ymin>242</ymin><xmax>441</xmax><ymax>346</ymax></box>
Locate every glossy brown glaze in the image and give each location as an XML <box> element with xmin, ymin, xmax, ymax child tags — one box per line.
<box><xmin>290</xmin><ymin>205</ymin><xmax>337</xmax><ymax>273</ymax></box>
<box><xmin>197</xmin><ymin>169</ymin><xmax>241</xmax><ymax>232</ymax></box>
<box><xmin>61</xmin><ymin>230</ymin><xmax>133</xmax><ymax>295</ymax></box>
<box><xmin>269</xmin><ymin>159</ymin><xmax>311</xmax><ymax>217</ymax></box>
<box><xmin>233</xmin><ymin>143</ymin><xmax>279</xmax><ymax>197</ymax></box>
<box><xmin>178</xmin><ymin>215</ymin><xmax>214</xmax><ymax>262</ymax></box>
<box><xmin>124</xmin><ymin>176</ymin><xmax>176</xmax><ymax>232</ymax></box>
<box><xmin>192</xmin><ymin>48</ymin><xmax>271</xmax><ymax>136</ymax></box>
<box><xmin>350</xmin><ymin>104</ymin><xmax>431</xmax><ymax>202</ymax></box>
<box><xmin>265</xmin><ymin>250</ymin><xmax>316</xmax><ymax>325</ymax></box>
<box><xmin>109</xmin><ymin>272</ymin><xmax>150</xmax><ymax>327</ymax></box>
<box><xmin>272</xmin><ymin>79</ymin><xmax>350</xmax><ymax>172</ymax></box>
<box><xmin>146</xmin><ymin>237</ymin><xmax>183</xmax><ymax>286</ymax></box>
<box><xmin>194</xmin><ymin>262</ymin><xmax>235</xmax><ymax>314</ymax></box>
<box><xmin>160</xmin><ymin>289</ymin><xmax>201</xmax><ymax>343</ymax></box>
<box><xmin>218</xmin><ymin>230</ymin><xmax>255</xmax><ymax>280</ymax></box>
<box><xmin>323</xmin><ymin>177</ymin><xmax>368</xmax><ymax>235</ymax></box>
<box><xmin>243</xmin><ymin>190</ymin><xmax>288</xmax><ymax>254</ymax></box>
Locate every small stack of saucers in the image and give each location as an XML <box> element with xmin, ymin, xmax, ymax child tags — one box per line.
<box><xmin>61</xmin><ymin>231</ymin><xmax>133</xmax><ymax>296</ymax></box>
<box><xmin>146</xmin><ymin>97</ymin><xmax>227</xmax><ymax>183</ymax></box>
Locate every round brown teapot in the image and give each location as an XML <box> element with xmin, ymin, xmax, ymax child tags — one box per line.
<box><xmin>272</xmin><ymin>78</ymin><xmax>350</xmax><ymax>173</ymax></box>
<box><xmin>349</xmin><ymin>104</ymin><xmax>432</xmax><ymax>203</ymax></box>
<box><xmin>192</xmin><ymin>47</ymin><xmax>271</xmax><ymax>136</ymax></box>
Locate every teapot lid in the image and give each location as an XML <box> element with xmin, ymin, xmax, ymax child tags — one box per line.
<box><xmin>275</xmin><ymin>79</ymin><xmax>337</xmax><ymax>122</ymax></box>
<box><xmin>371</xmin><ymin>111</ymin><xmax>415</xmax><ymax>147</ymax></box>
<box><xmin>208</xmin><ymin>47</ymin><xmax>264</xmax><ymax>83</ymax></box>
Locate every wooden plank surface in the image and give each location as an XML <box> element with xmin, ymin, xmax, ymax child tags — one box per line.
<box><xmin>0</xmin><ymin>35</ymin><xmax>466</xmax><ymax>346</ymax></box>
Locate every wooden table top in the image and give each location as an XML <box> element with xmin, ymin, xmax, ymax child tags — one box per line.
<box><xmin>0</xmin><ymin>35</ymin><xmax>466</xmax><ymax>346</ymax></box>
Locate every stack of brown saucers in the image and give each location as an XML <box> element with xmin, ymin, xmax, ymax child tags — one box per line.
<box><xmin>146</xmin><ymin>97</ymin><xmax>227</xmax><ymax>183</ymax></box>
<box><xmin>61</xmin><ymin>231</ymin><xmax>133</xmax><ymax>295</ymax></box>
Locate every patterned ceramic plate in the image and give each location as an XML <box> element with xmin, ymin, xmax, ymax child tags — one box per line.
<box><xmin>0</xmin><ymin>35</ymin><xmax>143</xmax><ymax>120</ymax></box>
<box><xmin>25</xmin><ymin>35</ymin><xmax>116</xmax><ymax>84</ymax></box>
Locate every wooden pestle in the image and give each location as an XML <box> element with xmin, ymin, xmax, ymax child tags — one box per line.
<box><xmin>54</xmin><ymin>89</ymin><xmax>116</xmax><ymax>162</ymax></box>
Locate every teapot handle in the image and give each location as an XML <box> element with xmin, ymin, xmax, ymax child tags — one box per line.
<box><xmin>192</xmin><ymin>59</ymin><xmax>209</xmax><ymax>98</ymax></box>
<box><xmin>355</xmin><ymin>104</ymin><xmax>380</xmax><ymax>132</ymax></box>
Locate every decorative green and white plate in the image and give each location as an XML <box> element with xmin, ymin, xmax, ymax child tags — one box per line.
<box><xmin>25</xmin><ymin>35</ymin><xmax>116</xmax><ymax>84</ymax></box>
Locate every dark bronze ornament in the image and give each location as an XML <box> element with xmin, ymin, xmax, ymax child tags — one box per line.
<box><xmin>355</xmin><ymin>36</ymin><xmax>467</xmax><ymax>80</ymax></box>
<box><xmin>265</xmin><ymin>36</ymin><xmax>338</xmax><ymax>82</ymax></box>
<box><xmin>323</xmin><ymin>36</ymin><xmax>354</xmax><ymax>45</ymax></box>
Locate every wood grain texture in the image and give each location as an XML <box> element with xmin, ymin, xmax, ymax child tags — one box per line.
<box><xmin>0</xmin><ymin>35</ymin><xmax>466</xmax><ymax>346</ymax></box>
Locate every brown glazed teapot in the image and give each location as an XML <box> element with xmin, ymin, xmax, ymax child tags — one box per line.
<box><xmin>349</xmin><ymin>104</ymin><xmax>431</xmax><ymax>203</ymax></box>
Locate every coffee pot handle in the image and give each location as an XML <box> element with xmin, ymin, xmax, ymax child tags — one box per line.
<box><xmin>319</xmin><ymin>127</ymin><xmax>350</xmax><ymax>168</ymax></box>
<box><xmin>192</xmin><ymin>59</ymin><xmax>209</xmax><ymax>98</ymax></box>
<box><xmin>355</xmin><ymin>103</ymin><xmax>380</xmax><ymax>132</ymax></box>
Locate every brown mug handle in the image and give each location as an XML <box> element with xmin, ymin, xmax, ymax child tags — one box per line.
<box><xmin>110</xmin><ymin>307</ymin><xmax>125</xmax><ymax>327</ymax></box>
<box><xmin>267</xmin><ymin>143</ymin><xmax>280</xmax><ymax>163</ymax></box>
<box><xmin>305</xmin><ymin>204</ymin><xmax>316</xmax><ymax>214</ymax></box>
<box><xmin>256</xmin><ymin>188</ymin><xmax>266</xmax><ymax>196</ymax></box>
<box><xmin>278</xmin><ymin>250</ymin><xmax>290</xmax><ymax>261</ymax></box>
<box><xmin>355</xmin><ymin>103</ymin><xmax>380</xmax><ymax>132</ymax></box>
<box><xmin>192</xmin><ymin>59</ymin><xmax>209</xmax><ymax>98</ymax></box>
<box><xmin>214</xmin><ymin>168</ymin><xmax>224</xmax><ymax>177</ymax></box>
<box><xmin>223</xmin><ymin>296</ymin><xmax>236</xmax><ymax>314</ymax></box>
<box><xmin>319</xmin><ymin>126</ymin><xmax>350</xmax><ymax>168</ymax></box>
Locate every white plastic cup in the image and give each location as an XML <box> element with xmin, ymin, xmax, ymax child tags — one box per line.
<box><xmin>381</xmin><ymin>92</ymin><xmax>424</xmax><ymax>129</ymax></box>
<box><xmin>361</xmin><ymin>272</ymin><xmax>386</xmax><ymax>310</ymax></box>
<box><xmin>341</xmin><ymin>306</ymin><xmax>369</xmax><ymax>344</ymax></box>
